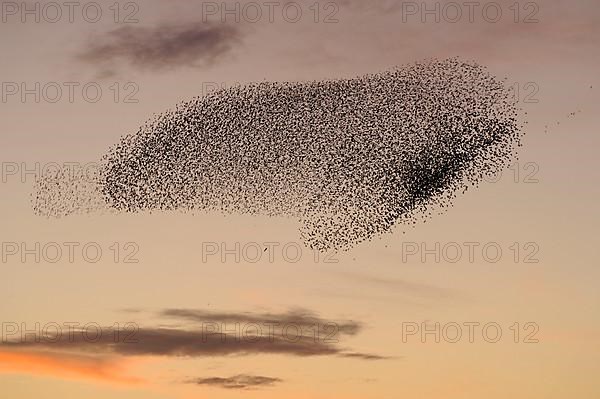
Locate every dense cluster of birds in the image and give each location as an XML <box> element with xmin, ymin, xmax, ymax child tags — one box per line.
<box><xmin>33</xmin><ymin>58</ymin><xmax>522</xmax><ymax>251</ymax></box>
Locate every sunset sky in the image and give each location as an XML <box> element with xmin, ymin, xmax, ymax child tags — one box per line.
<box><xmin>1</xmin><ymin>0</ymin><xmax>599</xmax><ymax>398</ymax></box>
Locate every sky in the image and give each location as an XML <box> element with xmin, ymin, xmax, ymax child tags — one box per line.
<box><xmin>0</xmin><ymin>0</ymin><xmax>599</xmax><ymax>398</ymax></box>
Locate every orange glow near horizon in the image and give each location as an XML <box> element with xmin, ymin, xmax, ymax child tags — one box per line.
<box><xmin>0</xmin><ymin>350</ymin><xmax>145</xmax><ymax>386</ymax></box>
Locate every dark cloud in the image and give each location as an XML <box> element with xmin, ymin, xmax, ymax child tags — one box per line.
<box><xmin>77</xmin><ymin>22</ymin><xmax>242</xmax><ymax>73</ymax></box>
<box><xmin>186</xmin><ymin>374</ymin><xmax>282</xmax><ymax>389</ymax></box>
<box><xmin>1</xmin><ymin>309</ymin><xmax>383</xmax><ymax>360</ymax></box>
<box><xmin>339</xmin><ymin>352</ymin><xmax>391</xmax><ymax>360</ymax></box>
<box><xmin>160</xmin><ymin>308</ymin><xmax>362</xmax><ymax>336</ymax></box>
<box><xmin>2</xmin><ymin>327</ymin><xmax>336</xmax><ymax>357</ymax></box>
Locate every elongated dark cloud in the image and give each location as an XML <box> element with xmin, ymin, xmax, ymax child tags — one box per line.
<box><xmin>160</xmin><ymin>308</ymin><xmax>362</xmax><ymax>336</ymax></box>
<box><xmin>1</xmin><ymin>326</ymin><xmax>334</xmax><ymax>357</ymax></box>
<box><xmin>186</xmin><ymin>374</ymin><xmax>282</xmax><ymax>389</ymax></box>
<box><xmin>0</xmin><ymin>309</ymin><xmax>382</xmax><ymax>360</ymax></box>
<box><xmin>77</xmin><ymin>22</ymin><xmax>242</xmax><ymax>73</ymax></box>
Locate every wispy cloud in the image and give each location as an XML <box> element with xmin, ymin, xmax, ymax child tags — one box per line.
<box><xmin>335</xmin><ymin>271</ymin><xmax>454</xmax><ymax>299</ymax></box>
<box><xmin>76</xmin><ymin>22</ymin><xmax>243</xmax><ymax>74</ymax></box>
<box><xmin>339</xmin><ymin>352</ymin><xmax>392</xmax><ymax>360</ymax></box>
<box><xmin>186</xmin><ymin>374</ymin><xmax>282</xmax><ymax>389</ymax></box>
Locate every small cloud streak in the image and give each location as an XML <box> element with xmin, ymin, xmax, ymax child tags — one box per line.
<box><xmin>186</xmin><ymin>374</ymin><xmax>282</xmax><ymax>389</ymax></box>
<box><xmin>339</xmin><ymin>352</ymin><xmax>392</xmax><ymax>360</ymax></box>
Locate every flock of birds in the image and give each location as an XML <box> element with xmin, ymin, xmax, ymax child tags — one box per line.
<box><xmin>33</xmin><ymin>58</ymin><xmax>522</xmax><ymax>251</ymax></box>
